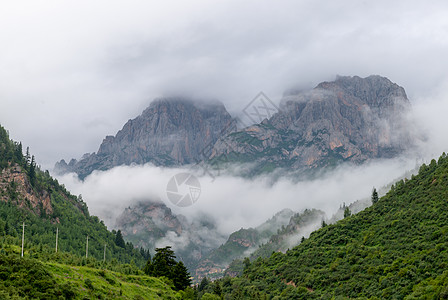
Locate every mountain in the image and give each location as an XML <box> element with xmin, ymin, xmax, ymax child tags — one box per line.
<box><xmin>115</xmin><ymin>202</ymin><xmax>297</xmax><ymax>282</ymax></box>
<box><xmin>55</xmin><ymin>98</ymin><xmax>235</xmax><ymax>179</ymax></box>
<box><xmin>115</xmin><ymin>200</ymin><xmax>227</xmax><ymax>274</ymax></box>
<box><xmin>0</xmin><ymin>124</ymin><xmax>147</xmax><ymax>265</ymax></box>
<box><xmin>194</xmin><ymin>209</ymin><xmax>295</xmax><ymax>280</ymax></box>
<box><xmin>213</xmin><ymin>153</ymin><xmax>448</xmax><ymax>299</ymax></box>
<box><xmin>248</xmin><ymin>208</ymin><xmax>325</xmax><ymax>261</ymax></box>
<box><xmin>55</xmin><ymin>75</ymin><xmax>415</xmax><ymax>180</ymax></box>
<box><xmin>210</xmin><ymin>75</ymin><xmax>414</xmax><ymax>175</ymax></box>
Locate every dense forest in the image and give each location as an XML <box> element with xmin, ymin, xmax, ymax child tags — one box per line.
<box><xmin>206</xmin><ymin>154</ymin><xmax>448</xmax><ymax>299</ymax></box>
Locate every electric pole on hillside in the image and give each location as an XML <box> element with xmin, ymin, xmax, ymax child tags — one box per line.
<box><xmin>21</xmin><ymin>222</ymin><xmax>25</xmax><ymax>257</ymax></box>
<box><xmin>103</xmin><ymin>244</ymin><xmax>106</xmax><ymax>262</ymax></box>
<box><xmin>55</xmin><ymin>227</ymin><xmax>59</xmax><ymax>253</ymax></box>
<box><xmin>86</xmin><ymin>235</ymin><xmax>89</xmax><ymax>258</ymax></box>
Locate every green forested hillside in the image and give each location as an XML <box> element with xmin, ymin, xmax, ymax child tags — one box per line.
<box><xmin>0</xmin><ymin>124</ymin><xmax>147</xmax><ymax>265</ymax></box>
<box><xmin>216</xmin><ymin>154</ymin><xmax>448</xmax><ymax>299</ymax></box>
<box><xmin>0</xmin><ymin>125</ymin><xmax>196</xmax><ymax>298</ymax></box>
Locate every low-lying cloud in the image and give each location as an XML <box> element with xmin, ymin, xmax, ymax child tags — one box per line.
<box><xmin>57</xmin><ymin>156</ymin><xmax>418</xmax><ymax>236</ymax></box>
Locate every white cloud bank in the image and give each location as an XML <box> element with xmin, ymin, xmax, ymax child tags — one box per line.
<box><xmin>57</xmin><ymin>156</ymin><xmax>418</xmax><ymax>236</ymax></box>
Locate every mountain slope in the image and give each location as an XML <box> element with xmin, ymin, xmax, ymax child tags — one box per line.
<box><xmin>210</xmin><ymin>75</ymin><xmax>414</xmax><ymax>175</ymax></box>
<box><xmin>0</xmin><ymin>251</ymin><xmax>181</xmax><ymax>299</ymax></box>
<box><xmin>115</xmin><ymin>200</ymin><xmax>227</xmax><ymax>275</ymax></box>
<box><xmin>55</xmin><ymin>98</ymin><xmax>235</xmax><ymax>179</ymax></box>
<box><xmin>218</xmin><ymin>153</ymin><xmax>448</xmax><ymax>298</ymax></box>
<box><xmin>0</xmin><ymin>124</ymin><xmax>147</xmax><ymax>266</ymax></box>
<box><xmin>195</xmin><ymin>209</ymin><xmax>295</xmax><ymax>280</ymax></box>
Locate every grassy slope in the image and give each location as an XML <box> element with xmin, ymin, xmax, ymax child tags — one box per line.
<box><xmin>46</xmin><ymin>262</ymin><xmax>179</xmax><ymax>299</ymax></box>
<box><xmin>221</xmin><ymin>155</ymin><xmax>448</xmax><ymax>299</ymax></box>
<box><xmin>0</xmin><ymin>245</ymin><xmax>182</xmax><ymax>299</ymax></box>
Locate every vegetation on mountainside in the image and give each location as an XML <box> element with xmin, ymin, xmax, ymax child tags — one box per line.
<box><xmin>0</xmin><ymin>124</ymin><xmax>147</xmax><ymax>265</ymax></box>
<box><xmin>0</xmin><ymin>243</ymin><xmax>194</xmax><ymax>299</ymax></box>
<box><xmin>1</xmin><ymin>124</ymin><xmax>196</xmax><ymax>298</ymax></box>
<box><xmin>214</xmin><ymin>154</ymin><xmax>448</xmax><ymax>299</ymax></box>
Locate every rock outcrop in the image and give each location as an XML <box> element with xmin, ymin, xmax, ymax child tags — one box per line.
<box><xmin>0</xmin><ymin>164</ymin><xmax>53</xmax><ymax>216</ymax></box>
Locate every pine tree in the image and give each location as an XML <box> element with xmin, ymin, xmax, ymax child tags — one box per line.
<box><xmin>4</xmin><ymin>222</ymin><xmax>9</xmax><ymax>235</ymax></box>
<box><xmin>321</xmin><ymin>219</ymin><xmax>327</xmax><ymax>228</ymax></box>
<box><xmin>344</xmin><ymin>207</ymin><xmax>351</xmax><ymax>218</ymax></box>
<box><xmin>143</xmin><ymin>257</ymin><xmax>154</xmax><ymax>276</ymax></box>
<box><xmin>25</xmin><ymin>147</ymin><xmax>30</xmax><ymax>167</ymax></box>
<box><xmin>213</xmin><ymin>281</ymin><xmax>222</xmax><ymax>296</ymax></box>
<box><xmin>173</xmin><ymin>261</ymin><xmax>191</xmax><ymax>290</ymax></box>
<box><xmin>151</xmin><ymin>246</ymin><xmax>177</xmax><ymax>278</ymax></box>
<box><xmin>371</xmin><ymin>187</ymin><xmax>379</xmax><ymax>204</ymax></box>
<box><xmin>29</xmin><ymin>155</ymin><xmax>36</xmax><ymax>187</ymax></box>
<box><xmin>198</xmin><ymin>277</ymin><xmax>209</xmax><ymax>292</ymax></box>
<box><xmin>14</xmin><ymin>142</ymin><xmax>23</xmax><ymax>164</ymax></box>
<box><xmin>115</xmin><ymin>230</ymin><xmax>126</xmax><ymax>248</ymax></box>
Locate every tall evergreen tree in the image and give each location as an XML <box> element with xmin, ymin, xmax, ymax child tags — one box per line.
<box><xmin>198</xmin><ymin>277</ymin><xmax>209</xmax><ymax>292</ymax></box>
<box><xmin>151</xmin><ymin>246</ymin><xmax>177</xmax><ymax>278</ymax></box>
<box><xmin>213</xmin><ymin>281</ymin><xmax>222</xmax><ymax>297</ymax></box>
<box><xmin>25</xmin><ymin>147</ymin><xmax>30</xmax><ymax>167</ymax></box>
<box><xmin>344</xmin><ymin>207</ymin><xmax>351</xmax><ymax>218</ymax></box>
<box><xmin>173</xmin><ymin>261</ymin><xmax>191</xmax><ymax>290</ymax></box>
<box><xmin>143</xmin><ymin>257</ymin><xmax>154</xmax><ymax>276</ymax></box>
<box><xmin>371</xmin><ymin>187</ymin><xmax>379</xmax><ymax>204</ymax></box>
<box><xmin>115</xmin><ymin>230</ymin><xmax>126</xmax><ymax>248</ymax></box>
<box><xmin>29</xmin><ymin>155</ymin><xmax>36</xmax><ymax>187</ymax></box>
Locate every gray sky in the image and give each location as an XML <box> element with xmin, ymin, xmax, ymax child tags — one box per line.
<box><xmin>1</xmin><ymin>0</ymin><xmax>448</xmax><ymax>169</ymax></box>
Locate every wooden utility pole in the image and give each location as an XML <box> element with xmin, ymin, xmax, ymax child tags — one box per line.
<box><xmin>86</xmin><ymin>235</ymin><xmax>89</xmax><ymax>258</ymax></box>
<box><xmin>55</xmin><ymin>227</ymin><xmax>59</xmax><ymax>253</ymax></box>
<box><xmin>103</xmin><ymin>244</ymin><xmax>106</xmax><ymax>262</ymax></box>
<box><xmin>21</xmin><ymin>222</ymin><xmax>25</xmax><ymax>257</ymax></box>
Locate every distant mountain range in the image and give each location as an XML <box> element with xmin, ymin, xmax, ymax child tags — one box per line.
<box><xmin>52</xmin><ymin>74</ymin><xmax>420</xmax><ymax>282</ymax></box>
<box><xmin>55</xmin><ymin>75</ymin><xmax>416</xmax><ymax>179</ymax></box>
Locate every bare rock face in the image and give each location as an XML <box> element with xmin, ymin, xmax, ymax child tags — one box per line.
<box><xmin>55</xmin><ymin>98</ymin><xmax>235</xmax><ymax>179</ymax></box>
<box><xmin>210</xmin><ymin>75</ymin><xmax>414</xmax><ymax>173</ymax></box>
<box><xmin>0</xmin><ymin>164</ymin><xmax>53</xmax><ymax>216</ymax></box>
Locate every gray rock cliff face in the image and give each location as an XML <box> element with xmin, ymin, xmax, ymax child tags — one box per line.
<box><xmin>209</xmin><ymin>75</ymin><xmax>414</xmax><ymax>172</ymax></box>
<box><xmin>55</xmin><ymin>98</ymin><xmax>235</xmax><ymax>179</ymax></box>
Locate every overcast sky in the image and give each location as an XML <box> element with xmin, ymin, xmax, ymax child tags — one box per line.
<box><xmin>1</xmin><ymin>0</ymin><xmax>448</xmax><ymax>169</ymax></box>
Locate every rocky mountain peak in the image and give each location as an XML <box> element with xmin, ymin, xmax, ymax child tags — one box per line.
<box><xmin>210</xmin><ymin>75</ymin><xmax>416</xmax><ymax>174</ymax></box>
<box><xmin>55</xmin><ymin>97</ymin><xmax>235</xmax><ymax>179</ymax></box>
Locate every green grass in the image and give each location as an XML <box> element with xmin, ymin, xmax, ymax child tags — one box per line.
<box><xmin>46</xmin><ymin>262</ymin><xmax>180</xmax><ymax>299</ymax></box>
<box><xmin>0</xmin><ymin>241</ymin><xmax>191</xmax><ymax>299</ymax></box>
